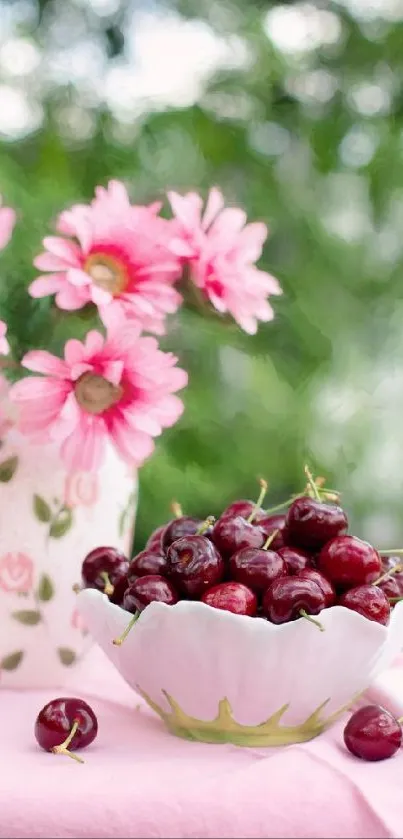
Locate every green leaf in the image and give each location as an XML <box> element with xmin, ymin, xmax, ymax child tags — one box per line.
<box><xmin>37</xmin><ymin>573</ymin><xmax>54</xmax><ymax>602</ymax></box>
<box><xmin>0</xmin><ymin>455</ymin><xmax>18</xmax><ymax>482</ymax></box>
<box><xmin>57</xmin><ymin>647</ymin><xmax>76</xmax><ymax>666</ymax></box>
<box><xmin>49</xmin><ymin>507</ymin><xmax>73</xmax><ymax>539</ymax></box>
<box><xmin>12</xmin><ymin>610</ymin><xmax>41</xmax><ymax>626</ymax></box>
<box><xmin>33</xmin><ymin>494</ymin><xmax>52</xmax><ymax>523</ymax></box>
<box><xmin>1</xmin><ymin>651</ymin><xmax>24</xmax><ymax>671</ymax></box>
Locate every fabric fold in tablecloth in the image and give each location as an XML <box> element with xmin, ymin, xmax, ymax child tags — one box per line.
<box><xmin>2</xmin><ymin>647</ymin><xmax>403</xmax><ymax>839</ymax></box>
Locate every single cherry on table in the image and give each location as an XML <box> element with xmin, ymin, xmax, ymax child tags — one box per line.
<box><xmin>344</xmin><ymin>705</ymin><xmax>402</xmax><ymax>761</ymax></box>
<box><xmin>35</xmin><ymin>697</ymin><xmax>98</xmax><ymax>764</ymax></box>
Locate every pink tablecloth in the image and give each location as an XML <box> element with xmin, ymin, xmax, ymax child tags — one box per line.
<box><xmin>2</xmin><ymin>649</ymin><xmax>403</xmax><ymax>839</ymax></box>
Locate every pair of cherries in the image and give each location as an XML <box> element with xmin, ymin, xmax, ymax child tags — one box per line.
<box><xmin>34</xmin><ymin>697</ymin><xmax>402</xmax><ymax>764</ymax></box>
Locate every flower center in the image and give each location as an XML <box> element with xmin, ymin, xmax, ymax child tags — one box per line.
<box><xmin>74</xmin><ymin>373</ymin><xmax>123</xmax><ymax>415</ymax></box>
<box><xmin>84</xmin><ymin>253</ymin><xmax>128</xmax><ymax>296</ymax></box>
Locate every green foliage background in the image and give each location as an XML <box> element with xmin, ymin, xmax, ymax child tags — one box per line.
<box><xmin>1</xmin><ymin>0</ymin><xmax>403</xmax><ymax>550</ymax></box>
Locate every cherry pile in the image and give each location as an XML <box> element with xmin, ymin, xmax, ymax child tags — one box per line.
<box><xmin>78</xmin><ymin>468</ymin><xmax>403</xmax><ymax>643</ymax></box>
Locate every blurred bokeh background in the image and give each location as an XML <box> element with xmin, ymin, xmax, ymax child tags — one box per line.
<box><xmin>1</xmin><ymin>0</ymin><xmax>403</xmax><ymax>550</ymax></box>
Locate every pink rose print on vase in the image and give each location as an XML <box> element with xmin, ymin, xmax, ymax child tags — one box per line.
<box><xmin>0</xmin><ymin>552</ymin><xmax>34</xmax><ymax>594</ymax></box>
<box><xmin>65</xmin><ymin>471</ymin><xmax>99</xmax><ymax>508</ymax></box>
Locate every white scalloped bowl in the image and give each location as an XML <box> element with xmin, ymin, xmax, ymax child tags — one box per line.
<box><xmin>78</xmin><ymin>589</ymin><xmax>403</xmax><ymax>747</ymax></box>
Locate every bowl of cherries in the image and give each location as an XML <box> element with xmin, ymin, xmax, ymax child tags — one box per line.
<box><xmin>77</xmin><ymin>469</ymin><xmax>403</xmax><ymax>747</ymax></box>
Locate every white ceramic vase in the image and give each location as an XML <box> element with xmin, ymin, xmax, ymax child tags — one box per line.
<box><xmin>0</xmin><ymin>429</ymin><xmax>137</xmax><ymax>688</ymax></box>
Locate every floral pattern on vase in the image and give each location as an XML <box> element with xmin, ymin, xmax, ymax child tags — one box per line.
<box><xmin>0</xmin><ymin>428</ymin><xmax>137</xmax><ymax>688</ymax></box>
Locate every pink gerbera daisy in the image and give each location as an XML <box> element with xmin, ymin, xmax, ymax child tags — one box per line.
<box><xmin>29</xmin><ymin>180</ymin><xmax>182</xmax><ymax>335</ymax></box>
<box><xmin>0</xmin><ymin>195</ymin><xmax>16</xmax><ymax>251</ymax></box>
<box><xmin>0</xmin><ymin>321</ymin><xmax>9</xmax><ymax>356</ymax></box>
<box><xmin>167</xmin><ymin>188</ymin><xmax>282</xmax><ymax>335</ymax></box>
<box><xmin>10</xmin><ymin>325</ymin><xmax>188</xmax><ymax>472</ymax></box>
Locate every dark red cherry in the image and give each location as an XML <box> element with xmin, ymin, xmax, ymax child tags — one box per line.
<box><xmin>318</xmin><ymin>535</ymin><xmax>382</xmax><ymax>589</ymax></box>
<box><xmin>35</xmin><ymin>697</ymin><xmax>98</xmax><ymax>763</ymax></box>
<box><xmin>212</xmin><ymin>515</ymin><xmax>265</xmax><ymax>559</ymax></box>
<box><xmin>128</xmin><ymin>549</ymin><xmax>167</xmax><ymax>580</ymax></box>
<box><xmin>81</xmin><ymin>547</ymin><xmax>129</xmax><ymax>596</ymax></box>
<box><xmin>381</xmin><ymin>557</ymin><xmax>403</xmax><ymax>594</ymax></box>
<box><xmin>262</xmin><ymin>576</ymin><xmax>325</xmax><ymax>624</ymax></box>
<box><xmin>229</xmin><ymin>547</ymin><xmax>286</xmax><ymax>593</ymax></box>
<box><xmin>162</xmin><ymin>516</ymin><xmax>206</xmax><ymax>550</ymax></box>
<box><xmin>378</xmin><ymin>576</ymin><xmax>401</xmax><ymax>603</ymax></box>
<box><xmin>344</xmin><ymin>705</ymin><xmax>402</xmax><ymax>761</ymax></box>
<box><xmin>278</xmin><ymin>545</ymin><xmax>313</xmax><ymax>575</ymax></box>
<box><xmin>286</xmin><ymin>497</ymin><xmax>348</xmax><ymax>550</ymax></box>
<box><xmin>256</xmin><ymin>514</ymin><xmax>287</xmax><ymax>550</ymax></box>
<box><xmin>123</xmin><ymin>575</ymin><xmax>178</xmax><ymax>614</ymax></box>
<box><xmin>221</xmin><ymin>499</ymin><xmax>264</xmax><ymax>521</ymax></box>
<box><xmin>297</xmin><ymin>568</ymin><xmax>336</xmax><ymax>607</ymax></box>
<box><xmin>145</xmin><ymin>525</ymin><xmax>166</xmax><ymax>552</ymax></box>
<box><xmin>166</xmin><ymin>535</ymin><xmax>224</xmax><ymax>597</ymax></box>
<box><xmin>201</xmin><ymin>581</ymin><xmax>257</xmax><ymax>616</ymax></box>
<box><xmin>108</xmin><ymin>574</ymin><xmax>129</xmax><ymax>606</ymax></box>
<box><xmin>339</xmin><ymin>585</ymin><xmax>390</xmax><ymax>625</ymax></box>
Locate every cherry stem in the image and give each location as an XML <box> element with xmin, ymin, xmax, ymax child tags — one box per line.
<box><xmin>196</xmin><ymin>515</ymin><xmax>215</xmax><ymax>536</ymax></box>
<box><xmin>388</xmin><ymin>597</ymin><xmax>403</xmax><ymax>602</ymax></box>
<box><xmin>113</xmin><ymin>611</ymin><xmax>140</xmax><ymax>646</ymax></box>
<box><xmin>100</xmin><ymin>571</ymin><xmax>114</xmax><ymax>596</ymax></box>
<box><xmin>247</xmin><ymin>479</ymin><xmax>268</xmax><ymax>523</ymax></box>
<box><xmin>52</xmin><ymin>720</ymin><xmax>84</xmax><ymax>764</ymax></box>
<box><xmin>263</xmin><ymin>529</ymin><xmax>279</xmax><ymax>550</ymax></box>
<box><xmin>373</xmin><ymin>564</ymin><xmax>403</xmax><ymax>586</ymax></box>
<box><xmin>379</xmin><ymin>549</ymin><xmax>403</xmax><ymax>556</ymax></box>
<box><xmin>299</xmin><ymin>609</ymin><xmax>325</xmax><ymax>632</ymax></box>
<box><xmin>171</xmin><ymin>501</ymin><xmax>183</xmax><ymax>519</ymax></box>
<box><xmin>72</xmin><ymin>583</ymin><xmax>81</xmax><ymax>594</ymax></box>
<box><xmin>264</xmin><ymin>498</ymin><xmax>293</xmax><ymax>515</ymax></box>
<box><xmin>304</xmin><ymin>465</ymin><xmax>321</xmax><ymax>502</ymax></box>
<box><xmin>397</xmin><ymin>717</ymin><xmax>403</xmax><ymax>724</ymax></box>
